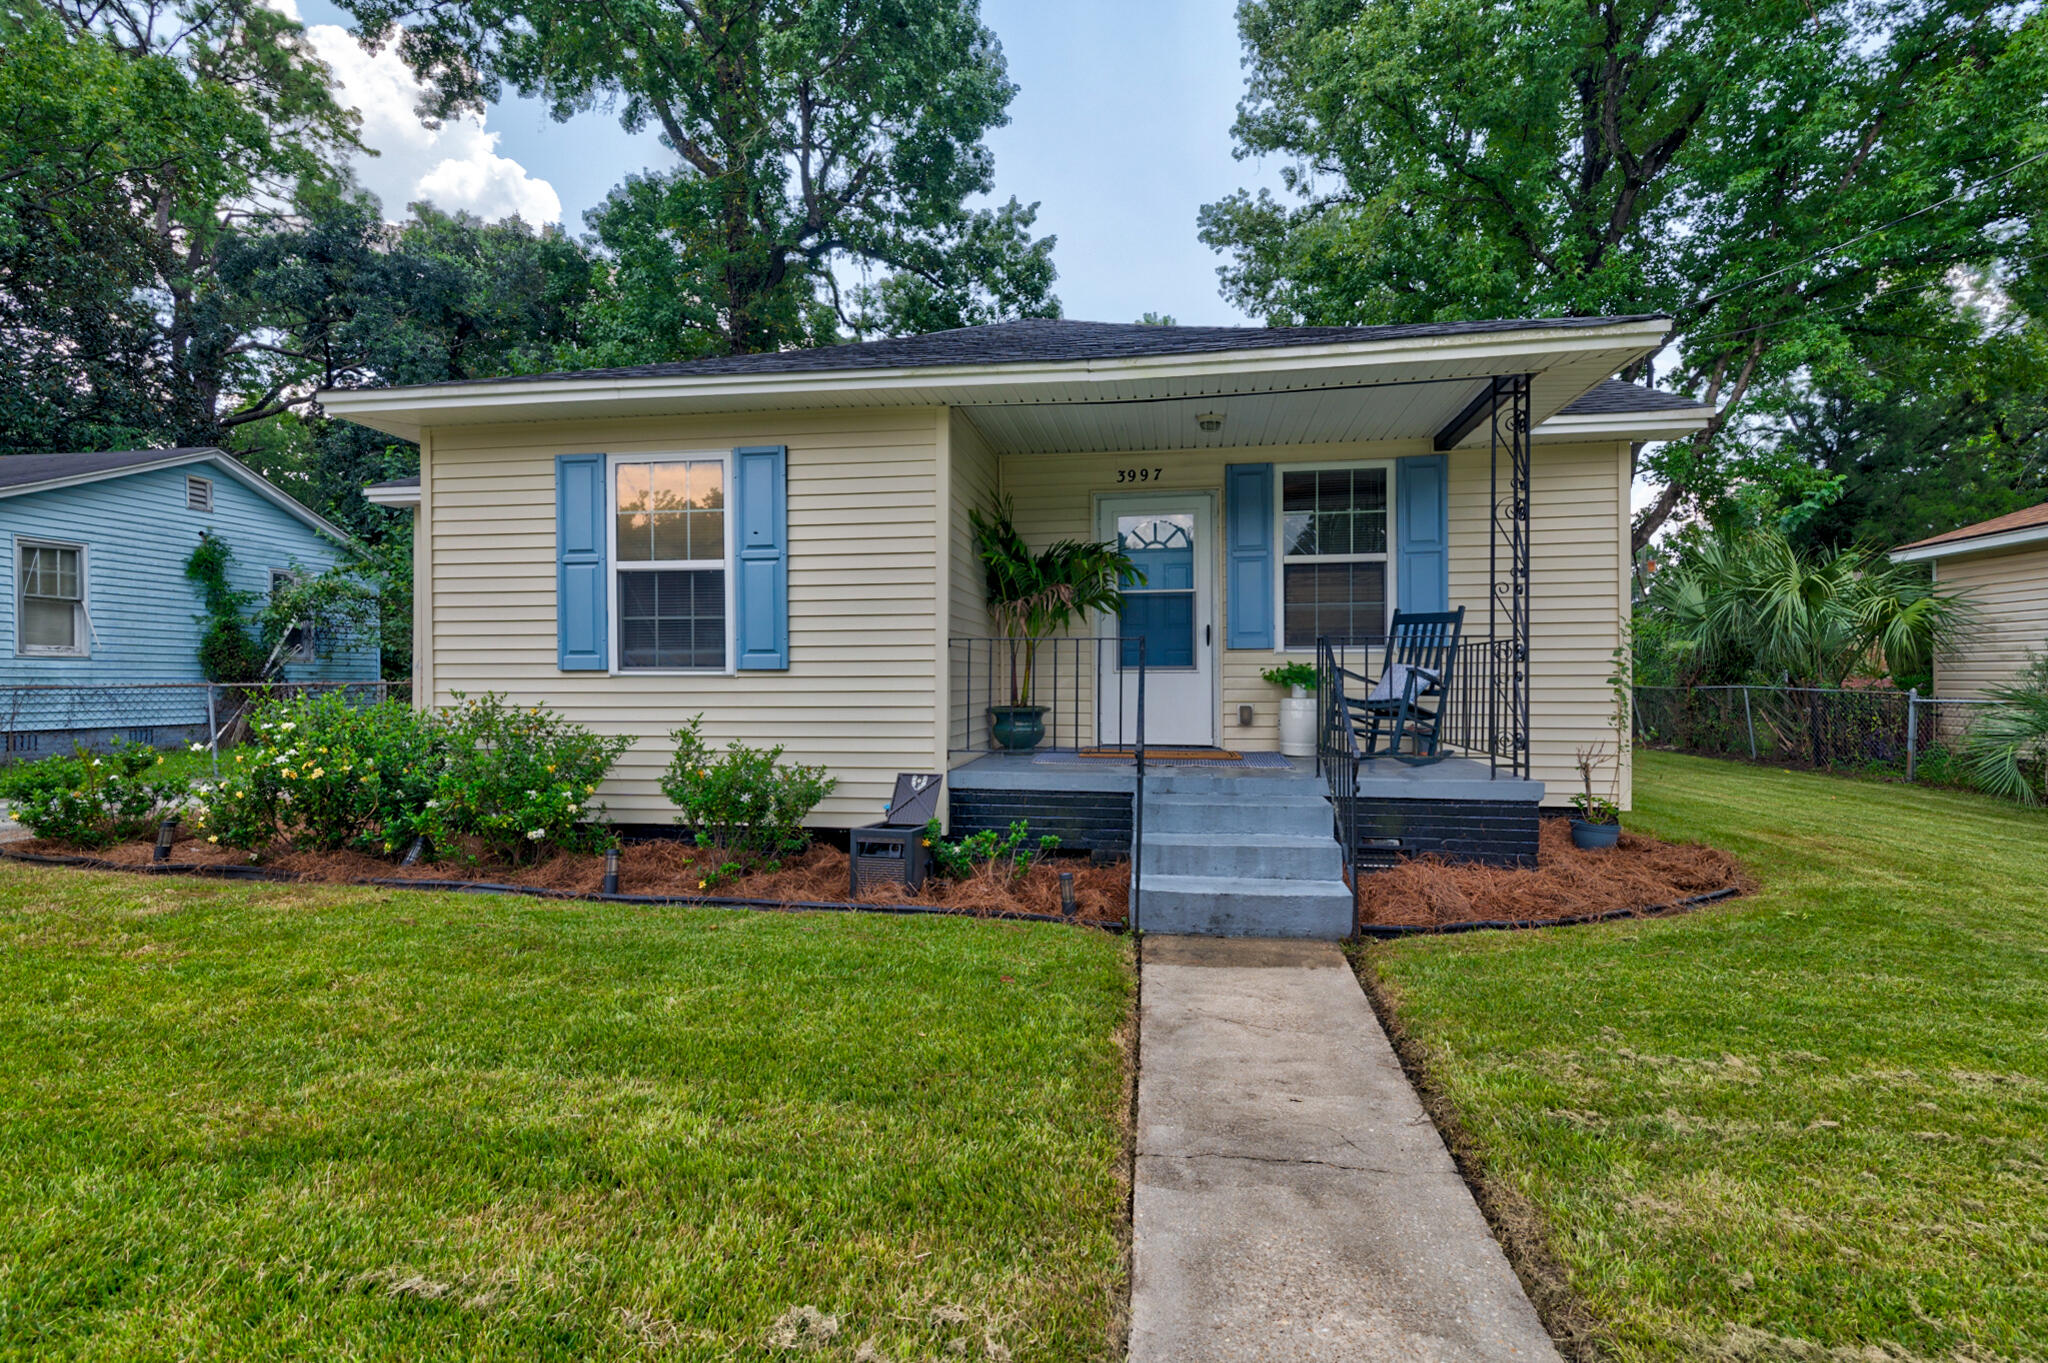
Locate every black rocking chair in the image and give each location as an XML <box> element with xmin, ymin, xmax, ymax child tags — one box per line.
<box><xmin>1348</xmin><ymin>606</ymin><xmax>1465</xmax><ymax>764</ymax></box>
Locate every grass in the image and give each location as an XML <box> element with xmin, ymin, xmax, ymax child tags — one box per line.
<box><xmin>0</xmin><ymin>865</ymin><xmax>1134</xmax><ymax>1360</ymax></box>
<box><xmin>1364</xmin><ymin>750</ymin><xmax>2048</xmax><ymax>1362</ymax></box>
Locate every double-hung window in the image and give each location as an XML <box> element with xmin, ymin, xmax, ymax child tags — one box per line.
<box><xmin>613</xmin><ymin>456</ymin><xmax>729</xmax><ymax>671</ymax></box>
<box><xmin>17</xmin><ymin>540</ymin><xmax>87</xmax><ymax>657</ymax></box>
<box><xmin>1279</xmin><ymin>464</ymin><xmax>1392</xmax><ymax>650</ymax></box>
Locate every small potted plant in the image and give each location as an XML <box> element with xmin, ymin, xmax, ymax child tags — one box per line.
<box><xmin>970</xmin><ymin>496</ymin><xmax>1140</xmax><ymax>751</ymax></box>
<box><xmin>1569</xmin><ymin>744</ymin><xmax>1622</xmax><ymax>849</ymax></box>
<box><xmin>1261</xmin><ymin>662</ymin><xmax>1319</xmax><ymax>757</ymax></box>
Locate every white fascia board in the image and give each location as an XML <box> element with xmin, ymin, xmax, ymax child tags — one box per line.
<box><xmin>364</xmin><ymin>483</ymin><xmax>422</xmax><ymax>508</ymax></box>
<box><xmin>0</xmin><ymin>449</ymin><xmax>354</xmax><ymax>544</ymax></box>
<box><xmin>1533</xmin><ymin>408</ymin><xmax>1717</xmax><ymax>441</ymax></box>
<box><xmin>1889</xmin><ymin>521</ymin><xmax>2048</xmax><ymax>564</ymax></box>
<box><xmin>319</xmin><ymin>318</ymin><xmax>1675</xmax><ymax>441</ymax></box>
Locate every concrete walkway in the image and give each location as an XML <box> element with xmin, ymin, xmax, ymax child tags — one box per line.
<box><xmin>1130</xmin><ymin>936</ymin><xmax>1562</xmax><ymax>1362</ymax></box>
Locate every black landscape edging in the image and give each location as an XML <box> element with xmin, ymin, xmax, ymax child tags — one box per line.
<box><xmin>1355</xmin><ymin>885</ymin><xmax>1743</xmax><ymax>939</ymax></box>
<box><xmin>0</xmin><ymin>846</ymin><xmax>1125</xmax><ymax>931</ymax></box>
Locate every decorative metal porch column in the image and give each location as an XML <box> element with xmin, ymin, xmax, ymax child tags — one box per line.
<box><xmin>1487</xmin><ymin>375</ymin><xmax>1533</xmax><ymax>780</ymax></box>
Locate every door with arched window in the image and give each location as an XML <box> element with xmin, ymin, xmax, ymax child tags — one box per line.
<box><xmin>1096</xmin><ymin>492</ymin><xmax>1216</xmax><ymax>747</ymax></box>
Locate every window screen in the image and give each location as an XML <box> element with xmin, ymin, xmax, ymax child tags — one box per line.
<box><xmin>615</xmin><ymin>459</ymin><xmax>727</xmax><ymax>670</ymax></box>
<box><xmin>1281</xmin><ymin>467</ymin><xmax>1390</xmax><ymax>649</ymax></box>
<box><xmin>18</xmin><ymin>542</ymin><xmax>84</xmax><ymax>654</ymax></box>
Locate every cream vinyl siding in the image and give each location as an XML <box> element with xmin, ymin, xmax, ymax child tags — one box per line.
<box><xmin>1450</xmin><ymin>440</ymin><xmax>1633</xmax><ymax>808</ymax></box>
<box><xmin>1934</xmin><ymin>544</ymin><xmax>2048</xmax><ymax>699</ymax></box>
<box><xmin>996</xmin><ymin>438</ymin><xmax>1633</xmax><ymax>806</ymax></box>
<box><xmin>946</xmin><ymin>410</ymin><xmax>1000</xmax><ymax>757</ymax></box>
<box><xmin>422</xmin><ymin>408</ymin><xmax>943</xmax><ymax>827</ymax></box>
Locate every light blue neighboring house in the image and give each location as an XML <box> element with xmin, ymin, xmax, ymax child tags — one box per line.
<box><xmin>0</xmin><ymin>447</ymin><xmax>379</xmax><ymax>754</ymax></box>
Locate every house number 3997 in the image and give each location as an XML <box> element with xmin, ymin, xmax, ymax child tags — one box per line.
<box><xmin>1116</xmin><ymin>467</ymin><xmax>1164</xmax><ymax>483</ymax></box>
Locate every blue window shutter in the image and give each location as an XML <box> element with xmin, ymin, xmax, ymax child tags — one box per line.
<box><xmin>734</xmin><ymin>444</ymin><xmax>789</xmax><ymax>670</ymax></box>
<box><xmin>1225</xmin><ymin>463</ymin><xmax>1274</xmax><ymax>649</ymax></box>
<box><xmin>1396</xmin><ymin>453</ymin><xmax>1449</xmax><ymax>613</ymax></box>
<box><xmin>555</xmin><ymin>453</ymin><xmax>607</xmax><ymax>670</ymax></box>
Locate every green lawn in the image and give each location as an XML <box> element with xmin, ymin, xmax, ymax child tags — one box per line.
<box><xmin>0</xmin><ymin>866</ymin><xmax>1133</xmax><ymax>1360</ymax></box>
<box><xmin>1365</xmin><ymin>750</ymin><xmax>2048</xmax><ymax>1362</ymax></box>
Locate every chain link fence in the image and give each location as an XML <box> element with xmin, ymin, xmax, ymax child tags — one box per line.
<box><xmin>0</xmin><ymin>680</ymin><xmax>412</xmax><ymax>773</ymax></box>
<box><xmin>1633</xmin><ymin>685</ymin><xmax>2001</xmax><ymax>790</ymax></box>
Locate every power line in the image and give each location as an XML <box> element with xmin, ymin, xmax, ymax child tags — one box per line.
<box><xmin>1694</xmin><ymin>147</ymin><xmax>2048</xmax><ymax>308</ymax></box>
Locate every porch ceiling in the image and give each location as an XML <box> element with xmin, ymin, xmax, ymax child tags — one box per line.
<box><xmin>954</xmin><ymin>348</ymin><xmax>1643</xmax><ymax>456</ymax></box>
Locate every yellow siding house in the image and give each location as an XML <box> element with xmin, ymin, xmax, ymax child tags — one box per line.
<box><xmin>330</xmin><ymin>318</ymin><xmax>1712</xmax><ymax>859</ymax></box>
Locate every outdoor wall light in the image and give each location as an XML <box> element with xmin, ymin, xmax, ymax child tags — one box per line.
<box><xmin>1196</xmin><ymin>411</ymin><xmax>1225</xmax><ymax>433</ymax></box>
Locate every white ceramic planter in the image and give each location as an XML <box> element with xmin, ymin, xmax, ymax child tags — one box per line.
<box><xmin>1278</xmin><ymin>686</ymin><xmax>1316</xmax><ymax>758</ymax></box>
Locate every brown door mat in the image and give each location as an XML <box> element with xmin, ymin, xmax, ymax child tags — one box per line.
<box><xmin>1076</xmin><ymin>747</ymin><xmax>1244</xmax><ymax>762</ymax></box>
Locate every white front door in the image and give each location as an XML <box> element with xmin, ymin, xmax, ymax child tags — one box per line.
<box><xmin>1097</xmin><ymin>493</ymin><xmax>1216</xmax><ymax>748</ymax></box>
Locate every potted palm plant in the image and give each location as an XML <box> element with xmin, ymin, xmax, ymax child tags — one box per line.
<box><xmin>969</xmin><ymin>496</ymin><xmax>1140</xmax><ymax>751</ymax></box>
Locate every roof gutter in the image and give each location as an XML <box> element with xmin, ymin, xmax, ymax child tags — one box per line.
<box><xmin>1889</xmin><ymin>521</ymin><xmax>2048</xmax><ymax>564</ymax></box>
<box><xmin>1533</xmin><ymin>407</ymin><xmax>1718</xmax><ymax>441</ymax></box>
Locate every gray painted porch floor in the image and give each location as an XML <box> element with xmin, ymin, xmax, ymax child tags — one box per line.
<box><xmin>946</xmin><ymin>751</ymin><xmax>1543</xmax><ymax>802</ymax></box>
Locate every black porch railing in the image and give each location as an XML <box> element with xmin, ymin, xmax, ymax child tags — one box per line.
<box><xmin>945</xmin><ymin>634</ymin><xmax>1147</xmax><ymax>928</ymax></box>
<box><xmin>946</xmin><ymin>635</ymin><xmax>1152</xmax><ymax>753</ymax></box>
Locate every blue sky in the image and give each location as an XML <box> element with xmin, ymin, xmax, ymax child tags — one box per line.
<box><xmin>289</xmin><ymin>0</ymin><xmax>1289</xmax><ymax>325</ymax></box>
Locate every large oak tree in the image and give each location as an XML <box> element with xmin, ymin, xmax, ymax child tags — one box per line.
<box><xmin>1199</xmin><ymin>0</ymin><xmax>2048</xmax><ymax>549</ymax></box>
<box><xmin>336</xmin><ymin>0</ymin><xmax>1060</xmax><ymax>356</ymax></box>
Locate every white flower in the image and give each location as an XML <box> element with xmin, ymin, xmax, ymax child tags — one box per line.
<box><xmin>279</xmin><ymin>722</ymin><xmax>296</xmax><ymax>732</ymax></box>
<box><xmin>90</xmin><ymin>758</ymin><xmax>101</xmax><ymax>768</ymax></box>
<box><xmin>189</xmin><ymin>742</ymin><xmax>205</xmax><ymax>753</ymax></box>
<box><xmin>526</xmin><ymin>828</ymin><xmax>545</xmax><ymax>840</ymax></box>
<box><xmin>424</xmin><ymin>799</ymin><xmax>439</xmax><ymax>809</ymax></box>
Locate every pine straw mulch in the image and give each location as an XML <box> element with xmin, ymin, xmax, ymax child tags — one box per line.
<box><xmin>12</xmin><ymin>833</ymin><xmax>1131</xmax><ymax>925</ymax></box>
<box><xmin>1355</xmin><ymin>817</ymin><xmax>1752</xmax><ymax>931</ymax></box>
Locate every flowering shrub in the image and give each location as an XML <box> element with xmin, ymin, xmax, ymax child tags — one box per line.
<box><xmin>190</xmin><ymin>694</ymin><xmax>449</xmax><ymax>855</ymax></box>
<box><xmin>425</xmin><ymin>694</ymin><xmax>632</xmax><ymax>865</ymax></box>
<box><xmin>0</xmin><ymin>740</ymin><xmax>190</xmax><ymax>848</ymax></box>
<box><xmin>923</xmin><ymin>818</ymin><xmax>1059</xmax><ymax>881</ymax></box>
<box><xmin>659</xmin><ymin>716</ymin><xmax>836</xmax><ymax>862</ymax></box>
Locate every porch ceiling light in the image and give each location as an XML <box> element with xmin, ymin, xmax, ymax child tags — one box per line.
<box><xmin>1195</xmin><ymin>410</ymin><xmax>1225</xmax><ymax>433</ymax></box>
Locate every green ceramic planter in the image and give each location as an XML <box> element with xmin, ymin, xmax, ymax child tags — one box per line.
<box><xmin>988</xmin><ymin>704</ymin><xmax>1048</xmax><ymax>752</ymax></box>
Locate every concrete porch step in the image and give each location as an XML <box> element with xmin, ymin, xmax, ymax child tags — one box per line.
<box><xmin>1136</xmin><ymin>874</ymin><xmax>1355</xmax><ymax>940</ymax></box>
<box><xmin>1141</xmin><ymin>830</ymin><xmax>1346</xmax><ymax>881</ymax></box>
<box><xmin>1145</xmin><ymin>793</ymin><xmax>1335</xmax><ymax>836</ymax></box>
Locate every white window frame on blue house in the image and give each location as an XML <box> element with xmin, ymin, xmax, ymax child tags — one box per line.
<box><xmin>604</xmin><ymin>450</ymin><xmax>737</xmax><ymax>676</ymax></box>
<box><xmin>1272</xmin><ymin>458</ymin><xmax>1398</xmax><ymax>655</ymax></box>
<box><xmin>14</xmin><ymin>536</ymin><xmax>90</xmax><ymax>660</ymax></box>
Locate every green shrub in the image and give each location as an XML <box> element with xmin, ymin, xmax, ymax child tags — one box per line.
<box><xmin>192</xmin><ymin>694</ymin><xmax>449</xmax><ymax>856</ymax></box>
<box><xmin>924</xmin><ymin>818</ymin><xmax>1059</xmax><ymax>880</ymax></box>
<box><xmin>426</xmin><ymin>694</ymin><xmax>633</xmax><ymax>865</ymax></box>
<box><xmin>660</xmin><ymin>716</ymin><xmax>835</xmax><ymax>862</ymax></box>
<box><xmin>1965</xmin><ymin>656</ymin><xmax>2048</xmax><ymax>803</ymax></box>
<box><xmin>1260</xmin><ymin>662</ymin><xmax>1319</xmax><ymax>691</ymax></box>
<box><xmin>0</xmin><ymin>741</ymin><xmax>190</xmax><ymax>848</ymax></box>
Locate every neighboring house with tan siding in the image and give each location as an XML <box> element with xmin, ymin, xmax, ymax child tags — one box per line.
<box><xmin>1891</xmin><ymin>500</ymin><xmax>2048</xmax><ymax>698</ymax></box>
<box><xmin>327</xmin><ymin>318</ymin><xmax>1710</xmax><ymax>863</ymax></box>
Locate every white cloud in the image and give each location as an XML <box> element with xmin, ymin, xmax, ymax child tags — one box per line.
<box><xmin>303</xmin><ymin>22</ymin><xmax>562</xmax><ymax>225</ymax></box>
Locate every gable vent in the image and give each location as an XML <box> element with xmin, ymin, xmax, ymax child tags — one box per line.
<box><xmin>186</xmin><ymin>474</ymin><xmax>213</xmax><ymax>513</ymax></box>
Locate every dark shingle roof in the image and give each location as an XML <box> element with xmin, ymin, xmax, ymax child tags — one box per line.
<box><xmin>366</xmin><ymin>475</ymin><xmax>420</xmax><ymax>492</ymax></box>
<box><xmin>0</xmin><ymin>447</ymin><xmax>223</xmax><ymax>491</ymax></box>
<box><xmin>1555</xmin><ymin>380</ymin><xmax>1714</xmax><ymax>416</ymax></box>
<box><xmin>406</xmin><ymin>315</ymin><xmax>1667</xmax><ymax>389</ymax></box>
